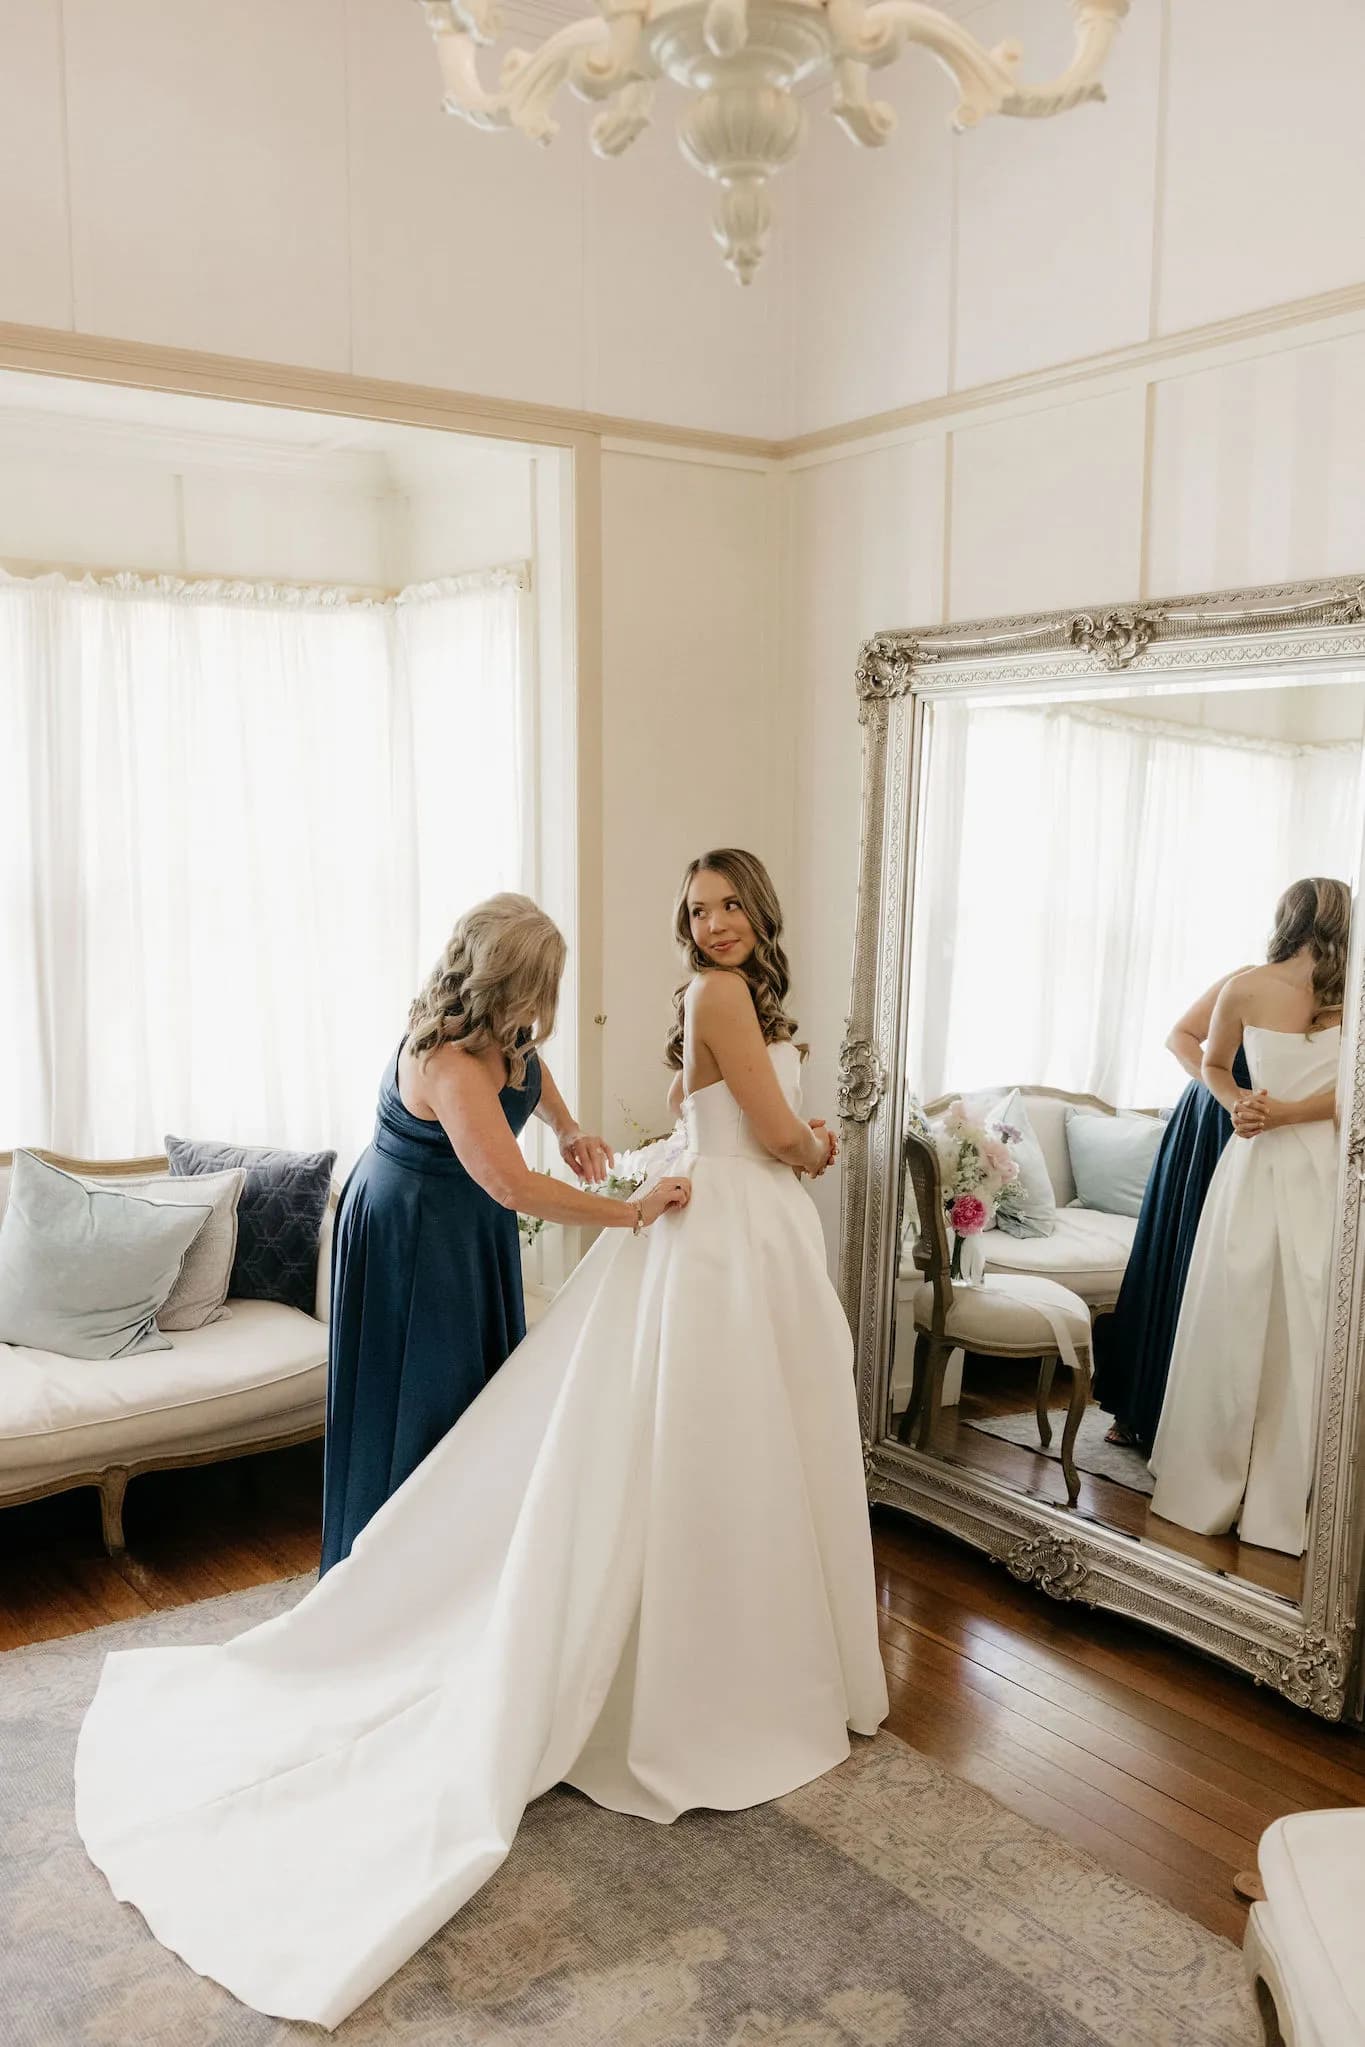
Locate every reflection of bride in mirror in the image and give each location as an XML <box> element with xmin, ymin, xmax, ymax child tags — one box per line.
<box><xmin>1149</xmin><ymin>878</ymin><xmax>1352</xmax><ymax>1556</ymax></box>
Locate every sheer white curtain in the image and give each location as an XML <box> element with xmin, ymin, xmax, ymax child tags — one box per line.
<box><xmin>1</xmin><ymin>567</ymin><xmax>531</xmax><ymax>1165</ymax></box>
<box><xmin>913</xmin><ymin>701</ymin><xmax>1363</xmax><ymax>1108</ymax></box>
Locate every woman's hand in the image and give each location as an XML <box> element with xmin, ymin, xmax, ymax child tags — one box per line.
<box><xmin>803</xmin><ymin>1118</ymin><xmax>838</xmax><ymax>1178</ymax></box>
<box><xmin>639</xmin><ymin>1177</ymin><xmax>691</xmax><ymax>1226</ymax></box>
<box><xmin>560</xmin><ymin>1129</ymin><xmax>614</xmax><ymax>1184</ymax></box>
<box><xmin>1232</xmin><ymin>1090</ymin><xmax>1274</xmax><ymax>1138</ymax></box>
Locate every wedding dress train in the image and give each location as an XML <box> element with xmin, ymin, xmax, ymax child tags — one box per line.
<box><xmin>1149</xmin><ymin>1025</ymin><xmax>1341</xmax><ymax>1556</ymax></box>
<box><xmin>74</xmin><ymin>1042</ymin><xmax>888</xmax><ymax>2028</ymax></box>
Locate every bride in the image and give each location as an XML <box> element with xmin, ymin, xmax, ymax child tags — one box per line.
<box><xmin>74</xmin><ymin>847</ymin><xmax>889</xmax><ymax>2029</ymax></box>
<box><xmin>1149</xmin><ymin>876</ymin><xmax>1351</xmax><ymax>1557</ymax></box>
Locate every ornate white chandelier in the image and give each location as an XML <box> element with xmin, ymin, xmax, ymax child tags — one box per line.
<box><xmin>416</xmin><ymin>0</ymin><xmax>1128</xmax><ymax>285</ymax></box>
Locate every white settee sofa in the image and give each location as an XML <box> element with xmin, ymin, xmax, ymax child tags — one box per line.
<box><xmin>0</xmin><ymin>1149</ymin><xmax>332</xmax><ymax>1552</ymax></box>
<box><xmin>1245</xmin><ymin>1809</ymin><xmax>1365</xmax><ymax>2044</ymax></box>
<box><xmin>922</xmin><ymin>1085</ymin><xmax>1148</xmax><ymax>1314</ymax></box>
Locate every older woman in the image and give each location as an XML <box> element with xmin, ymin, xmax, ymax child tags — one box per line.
<box><xmin>321</xmin><ymin>893</ymin><xmax>689</xmax><ymax>1570</ymax></box>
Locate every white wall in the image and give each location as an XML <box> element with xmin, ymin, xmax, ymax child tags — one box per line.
<box><xmin>0</xmin><ymin>427</ymin><xmax>391</xmax><ymax>587</ymax></box>
<box><xmin>0</xmin><ymin>377</ymin><xmax>539</xmax><ymax>588</ymax></box>
<box><xmin>0</xmin><ymin>0</ymin><xmax>793</xmax><ymax>442</ymax></box>
<box><xmin>792</xmin><ymin>0</ymin><xmax>1365</xmax><ymax>434</ymax></box>
<box><xmin>784</xmin><ymin>311</ymin><xmax>1365</xmax><ymax>1260</ymax></box>
<box><xmin>597</xmin><ymin>447</ymin><xmax>786</xmax><ymax>1136</ymax></box>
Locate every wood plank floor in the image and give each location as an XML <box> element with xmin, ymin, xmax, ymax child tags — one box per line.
<box><xmin>891</xmin><ymin>1354</ymin><xmax>1301</xmax><ymax>1601</ymax></box>
<box><xmin>2</xmin><ymin>1450</ymin><xmax>1362</xmax><ymax>1946</ymax></box>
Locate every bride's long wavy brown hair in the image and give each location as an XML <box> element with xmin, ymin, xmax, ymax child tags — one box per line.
<box><xmin>1267</xmin><ymin>876</ymin><xmax>1353</xmax><ymax>1027</ymax></box>
<box><xmin>407</xmin><ymin>894</ymin><xmax>566</xmax><ymax>1087</ymax></box>
<box><xmin>665</xmin><ymin>848</ymin><xmax>802</xmax><ymax>1070</ymax></box>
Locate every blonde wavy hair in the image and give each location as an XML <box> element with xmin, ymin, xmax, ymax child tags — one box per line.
<box><xmin>1267</xmin><ymin>876</ymin><xmax>1353</xmax><ymax>1028</ymax></box>
<box><xmin>407</xmin><ymin>894</ymin><xmax>566</xmax><ymax>1087</ymax></box>
<box><xmin>665</xmin><ymin>848</ymin><xmax>802</xmax><ymax>1070</ymax></box>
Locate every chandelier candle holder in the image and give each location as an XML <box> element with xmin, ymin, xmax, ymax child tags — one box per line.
<box><xmin>415</xmin><ymin>0</ymin><xmax>1128</xmax><ymax>283</ymax></box>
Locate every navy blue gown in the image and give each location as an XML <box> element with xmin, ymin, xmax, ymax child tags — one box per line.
<box><xmin>320</xmin><ymin>1043</ymin><xmax>542</xmax><ymax>1573</ymax></box>
<box><xmin>1092</xmin><ymin>1044</ymin><xmax>1252</xmax><ymax>1453</ymax></box>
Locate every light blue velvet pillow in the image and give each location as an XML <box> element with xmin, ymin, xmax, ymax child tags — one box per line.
<box><xmin>0</xmin><ymin>1150</ymin><xmax>213</xmax><ymax>1359</ymax></box>
<box><xmin>1065</xmin><ymin>1108</ymin><xmax>1164</xmax><ymax>1219</ymax></box>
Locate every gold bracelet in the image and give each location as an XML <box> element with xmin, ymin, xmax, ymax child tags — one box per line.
<box><xmin>632</xmin><ymin>1201</ymin><xmax>644</xmax><ymax>1236</ymax></box>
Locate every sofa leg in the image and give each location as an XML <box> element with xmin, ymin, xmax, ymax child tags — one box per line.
<box><xmin>99</xmin><ymin>1469</ymin><xmax>130</xmax><ymax>1554</ymax></box>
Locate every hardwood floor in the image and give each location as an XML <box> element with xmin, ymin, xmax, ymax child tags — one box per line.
<box><xmin>892</xmin><ymin>1354</ymin><xmax>1302</xmax><ymax>1601</ymax></box>
<box><xmin>0</xmin><ymin>1447</ymin><xmax>323</xmax><ymax>1650</ymax></box>
<box><xmin>2</xmin><ymin>1449</ymin><xmax>1362</xmax><ymax>1947</ymax></box>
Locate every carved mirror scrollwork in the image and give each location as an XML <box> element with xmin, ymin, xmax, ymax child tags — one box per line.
<box><xmin>841</xmin><ymin>575</ymin><xmax>1365</xmax><ymax>1720</ymax></box>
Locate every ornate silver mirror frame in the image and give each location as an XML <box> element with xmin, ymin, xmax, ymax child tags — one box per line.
<box><xmin>838</xmin><ymin>574</ymin><xmax>1365</xmax><ymax>1719</ymax></box>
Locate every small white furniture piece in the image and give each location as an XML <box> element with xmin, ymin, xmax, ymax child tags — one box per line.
<box><xmin>0</xmin><ymin>1149</ymin><xmax>331</xmax><ymax>1552</ymax></box>
<box><xmin>1245</xmin><ymin>1810</ymin><xmax>1365</xmax><ymax>2046</ymax></box>
<box><xmin>898</xmin><ymin>1129</ymin><xmax>1094</xmax><ymax>1505</ymax></box>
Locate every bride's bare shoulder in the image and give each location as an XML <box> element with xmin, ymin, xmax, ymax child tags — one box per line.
<box><xmin>688</xmin><ymin>970</ymin><xmax>755</xmax><ymax>1018</ymax></box>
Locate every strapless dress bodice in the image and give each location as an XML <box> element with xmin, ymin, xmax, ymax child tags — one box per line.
<box><xmin>683</xmin><ymin>1041</ymin><xmax>802</xmax><ymax>1164</ymax></box>
<box><xmin>1243</xmin><ymin>1024</ymin><xmax>1341</xmax><ymax>1100</ymax></box>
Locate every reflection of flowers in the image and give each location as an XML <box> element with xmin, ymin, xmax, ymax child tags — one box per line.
<box><xmin>948</xmin><ymin>1193</ymin><xmax>988</xmax><ymax>1236</ymax></box>
<box><xmin>932</xmin><ymin>1099</ymin><xmax>1021</xmax><ymax>1282</ymax></box>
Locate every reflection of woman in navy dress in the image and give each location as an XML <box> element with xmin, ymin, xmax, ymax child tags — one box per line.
<box><xmin>1094</xmin><ymin>970</ymin><xmax>1252</xmax><ymax>1452</ymax></box>
<box><xmin>321</xmin><ymin>895</ymin><xmax>690</xmax><ymax>1572</ymax></box>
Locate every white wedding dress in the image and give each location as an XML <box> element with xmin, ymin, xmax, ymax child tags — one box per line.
<box><xmin>74</xmin><ymin>1041</ymin><xmax>888</xmax><ymax>2029</ymax></box>
<box><xmin>1149</xmin><ymin>1026</ymin><xmax>1341</xmax><ymax>1556</ymax></box>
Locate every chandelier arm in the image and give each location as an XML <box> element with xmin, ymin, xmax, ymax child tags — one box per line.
<box><xmin>830</xmin><ymin>58</ymin><xmax>897</xmax><ymax>147</ymax></box>
<box><xmin>432</xmin><ymin>8</ymin><xmax>649</xmax><ymax>140</ymax></box>
<box><xmin>829</xmin><ymin>0</ymin><xmax>1128</xmax><ymax>127</ymax></box>
<box><xmin>591</xmin><ymin>79</ymin><xmax>657</xmax><ymax>156</ymax></box>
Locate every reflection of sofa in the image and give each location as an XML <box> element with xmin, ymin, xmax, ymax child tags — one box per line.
<box><xmin>0</xmin><ymin>1149</ymin><xmax>332</xmax><ymax>1552</ymax></box>
<box><xmin>923</xmin><ymin>1086</ymin><xmax>1152</xmax><ymax>1314</ymax></box>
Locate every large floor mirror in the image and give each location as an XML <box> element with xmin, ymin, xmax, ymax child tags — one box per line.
<box><xmin>840</xmin><ymin>577</ymin><xmax>1365</xmax><ymax>1719</ymax></box>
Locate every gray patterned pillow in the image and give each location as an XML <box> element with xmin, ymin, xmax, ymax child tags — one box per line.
<box><xmin>164</xmin><ymin>1137</ymin><xmax>336</xmax><ymax>1316</ymax></box>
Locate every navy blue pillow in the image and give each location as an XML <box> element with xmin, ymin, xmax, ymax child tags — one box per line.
<box><xmin>164</xmin><ymin>1137</ymin><xmax>336</xmax><ymax>1315</ymax></box>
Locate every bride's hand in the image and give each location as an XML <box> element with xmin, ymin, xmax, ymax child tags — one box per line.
<box><xmin>804</xmin><ymin>1119</ymin><xmax>838</xmax><ymax>1177</ymax></box>
<box><xmin>561</xmin><ymin>1129</ymin><xmax>614</xmax><ymax>1183</ymax></box>
<box><xmin>639</xmin><ymin>1177</ymin><xmax>691</xmax><ymax>1226</ymax></box>
<box><xmin>1232</xmin><ymin>1090</ymin><xmax>1271</xmax><ymax>1138</ymax></box>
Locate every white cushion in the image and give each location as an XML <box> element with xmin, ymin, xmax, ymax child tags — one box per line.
<box><xmin>1254</xmin><ymin>1810</ymin><xmax>1365</xmax><ymax>2041</ymax></box>
<box><xmin>978</xmin><ymin>1207</ymin><xmax>1137</xmax><ymax>1311</ymax></box>
<box><xmin>313</xmin><ymin>1188</ymin><xmax>337</xmax><ymax>1324</ymax></box>
<box><xmin>1008</xmin><ymin>1094</ymin><xmax>1078</xmax><ymax>1208</ymax></box>
<box><xmin>0</xmin><ymin>1298</ymin><xmax>326</xmax><ymax>1490</ymax></box>
<box><xmin>903</xmin><ymin>1272</ymin><xmax>1092</xmax><ymax>1356</ymax></box>
<box><xmin>900</xmin><ymin>1206</ymin><xmax>1135</xmax><ymax>1311</ymax></box>
<box><xmin>85</xmin><ymin>1166</ymin><xmax>246</xmax><ymax>1332</ymax></box>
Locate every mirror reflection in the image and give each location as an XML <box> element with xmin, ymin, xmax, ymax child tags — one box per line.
<box><xmin>890</xmin><ymin>677</ymin><xmax>1365</xmax><ymax>1600</ymax></box>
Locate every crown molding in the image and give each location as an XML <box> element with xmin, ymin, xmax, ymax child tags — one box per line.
<box><xmin>2</xmin><ymin>279</ymin><xmax>1364</xmax><ymax>479</ymax></box>
<box><xmin>781</xmin><ymin>278</ymin><xmax>1365</xmax><ymax>462</ymax></box>
<box><xmin>0</xmin><ymin>323</ymin><xmax>784</xmax><ymax>463</ymax></box>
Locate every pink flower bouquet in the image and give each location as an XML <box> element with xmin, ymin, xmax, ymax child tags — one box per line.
<box><xmin>931</xmin><ymin>1100</ymin><xmax>1021</xmax><ymax>1281</ymax></box>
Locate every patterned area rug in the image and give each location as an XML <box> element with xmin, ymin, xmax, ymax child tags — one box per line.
<box><xmin>2</xmin><ymin>1578</ymin><xmax>1255</xmax><ymax>2046</ymax></box>
<box><xmin>966</xmin><ymin>1404</ymin><xmax>1156</xmax><ymax>1495</ymax></box>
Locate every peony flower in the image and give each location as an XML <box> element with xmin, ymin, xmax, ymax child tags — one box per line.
<box><xmin>949</xmin><ymin>1192</ymin><xmax>989</xmax><ymax>1235</ymax></box>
